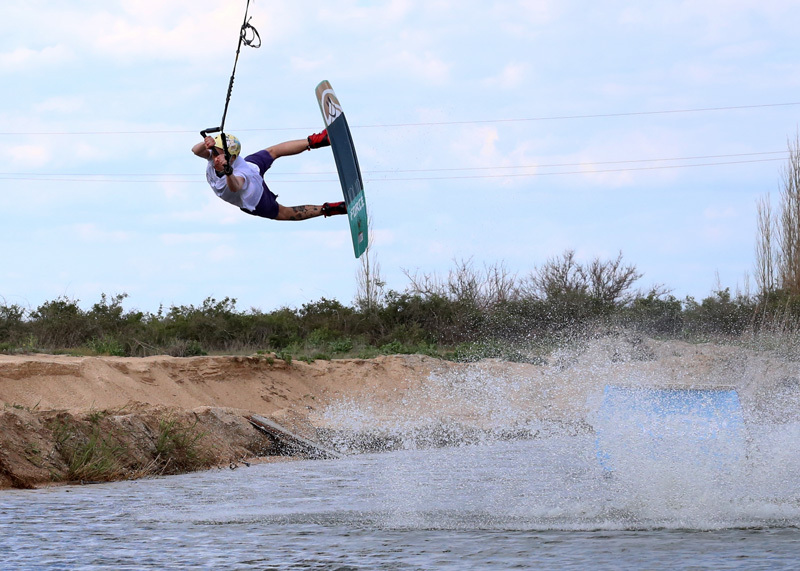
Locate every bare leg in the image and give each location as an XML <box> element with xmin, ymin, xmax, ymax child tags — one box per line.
<box><xmin>264</xmin><ymin>141</ymin><xmax>323</xmax><ymax>220</ymax></box>
<box><xmin>264</xmin><ymin>133</ymin><xmax>340</xmax><ymax>221</ymax></box>
<box><xmin>266</xmin><ymin>139</ymin><xmax>309</xmax><ymax>159</ymax></box>
<box><xmin>275</xmin><ymin>203</ymin><xmax>324</xmax><ymax>221</ymax></box>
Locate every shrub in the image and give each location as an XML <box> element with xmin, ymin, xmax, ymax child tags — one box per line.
<box><xmin>29</xmin><ymin>297</ymin><xmax>93</xmax><ymax>348</ymax></box>
<box><xmin>11</xmin><ymin>248</ymin><xmax>795</xmax><ymax>359</ymax></box>
<box><xmin>86</xmin><ymin>336</ymin><xmax>126</xmax><ymax>357</ymax></box>
<box><xmin>153</xmin><ymin>417</ymin><xmax>208</xmax><ymax>474</ymax></box>
<box><xmin>623</xmin><ymin>291</ymin><xmax>684</xmax><ymax>335</ymax></box>
<box><xmin>0</xmin><ymin>302</ymin><xmax>26</xmax><ymax>345</ymax></box>
<box><xmin>684</xmin><ymin>289</ymin><xmax>755</xmax><ymax>336</ymax></box>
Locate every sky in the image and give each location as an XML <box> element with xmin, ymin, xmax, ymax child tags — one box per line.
<box><xmin>2</xmin><ymin>0</ymin><xmax>800</xmax><ymax>314</ymax></box>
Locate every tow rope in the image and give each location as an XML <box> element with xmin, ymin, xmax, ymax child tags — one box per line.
<box><xmin>201</xmin><ymin>0</ymin><xmax>261</xmax><ymax>171</ymax></box>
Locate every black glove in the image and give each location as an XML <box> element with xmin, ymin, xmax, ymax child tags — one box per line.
<box><xmin>223</xmin><ymin>164</ymin><xmax>233</xmax><ymax>176</ymax></box>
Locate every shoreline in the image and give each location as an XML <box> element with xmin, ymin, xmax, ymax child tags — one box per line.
<box><xmin>0</xmin><ymin>353</ymin><xmax>437</xmax><ymax>489</ymax></box>
<box><xmin>2</xmin><ymin>337</ymin><xmax>796</xmax><ymax>489</ymax></box>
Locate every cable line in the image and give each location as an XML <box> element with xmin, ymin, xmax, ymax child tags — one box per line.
<box><xmin>353</xmin><ymin>102</ymin><xmax>800</xmax><ymax>128</ymax></box>
<box><xmin>0</xmin><ymin>150</ymin><xmax>788</xmax><ymax>179</ymax></box>
<box><xmin>2</xmin><ymin>101</ymin><xmax>799</xmax><ymax>136</ymax></box>
<box><xmin>367</xmin><ymin>157</ymin><xmax>786</xmax><ymax>181</ymax></box>
<box><xmin>199</xmin><ymin>0</ymin><xmax>260</xmax><ymax>168</ymax></box>
<box><xmin>358</xmin><ymin>150</ymin><xmax>790</xmax><ymax>174</ymax></box>
<box><xmin>0</xmin><ymin>156</ymin><xmax>785</xmax><ymax>184</ymax></box>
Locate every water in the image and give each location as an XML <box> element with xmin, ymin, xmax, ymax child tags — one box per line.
<box><xmin>2</xmin><ymin>432</ymin><xmax>800</xmax><ymax>569</ymax></box>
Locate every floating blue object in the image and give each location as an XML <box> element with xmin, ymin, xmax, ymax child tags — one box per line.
<box><xmin>594</xmin><ymin>386</ymin><xmax>746</xmax><ymax>472</ymax></box>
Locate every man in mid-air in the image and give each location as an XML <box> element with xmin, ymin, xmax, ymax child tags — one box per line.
<box><xmin>191</xmin><ymin>130</ymin><xmax>347</xmax><ymax>220</ymax></box>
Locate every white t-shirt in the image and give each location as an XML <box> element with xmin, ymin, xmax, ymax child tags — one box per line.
<box><xmin>205</xmin><ymin>155</ymin><xmax>264</xmax><ymax>211</ymax></box>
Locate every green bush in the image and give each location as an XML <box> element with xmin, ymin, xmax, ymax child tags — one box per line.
<box><xmin>683</xmin><ymin>289</ymin><xmax>754</xmax><ymax>336</ymax></box>
<box><xmin>623</xmin><ymin>292</ymin><xmax>684</xmax><ymax>335</ymax></box>
<box><xmin>20</xmin><ymin>251</ymin><xmax>800</xmax><ymax>359</ymax></box>
<box><xmin>87</xmin><ymin>336</ymin><xmax>126</xmax><ymax>357</ymax></box>
<box><xmin>0</xmin><ymin>302</ymin><xmax>26</xmax><ymax>345</ymax></box>
<box><xmin>29</xmin><ymin>297</ymin><xmax>92</xmax><ymax>348</ymax></box>
<box><xmin>329</xmin><ymin>337</ymin><xmax>354</xmax><ymax>354</ymax></box>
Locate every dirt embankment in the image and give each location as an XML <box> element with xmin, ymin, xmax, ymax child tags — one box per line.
<box><xmin>0</xmin><ymin>353</ymin><xmax>436</xmax><ymax>489</ymax></box>
<box><xmin>1</xmin><ymin>337</ymin><xmax>797</xmax><ymax>489</ymax></box>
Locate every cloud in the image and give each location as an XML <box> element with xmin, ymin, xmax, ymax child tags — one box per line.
<box><xmin>169</xmin><ymin>197</ymin><xmax>244</xmax><ymax>225</ymax></box>
<box><xmin>490</xmin><ymin>0</ymin><xmax>561</xmax><ymax>36</ymax></box>
<box><xmin>9</xmin><ymin>145</ymin><xmax>51</xmax><ymax>168</ymax></box>
<box><xmin>559</xmin><ymin>128</ymin><xmax>693</xmax><ymax>188</ymax></box>
<box><xmin>515</xmin><ymin>0</ymin><xmax>560</xmax><ymax>24</ymax></box>
<box><xmin>440</xmin><ymin>125</ymin><xmax>545</xmax><ymax>187</ymax></box>
<box><xmin>159</xmin><ymin>181</ymin><xmax>194</xmax><ymax>202</ymax></box>
<box><xmin>483</xmin><ymin>62</ymin><xmax>528</xmax><ymax>90</ymax></box>
<box><xmin>703</xmin><ymin>206</ymin><xmax>737</xmax><ymax>220</ymax></box>
<box><xmin>317</xmin><ymin>0</ymin><xmax>414</xmax><ymax>27</ymax></box>
<box><xmin>9</xmin><ymin>2</ymin><xmax>241</xmax><ymax>66</ymax></box>
<box><xmin>33</xmin><ymin>96</ymin><xmax>85</xmax><ymax>114</ymax></box>
<box><xmin>0</xmin><ymin>45</ymin><xmax>73</xmax><ymax>72</ymax></box>
<box><xmin>290</xmin><ymin>55</ymin><xmax>332</xmax><ymax>73</ymax></box>
<box><xmin>73</xmin><ymin>223</ymin><xmax>133</xmax><ymax>243</ymax></box>
<box><xmin>392</xmin><ymin>50</ymin><xmax>451</xmax><ymax>84</ymax></box>
<box><xmin>71</xmin><ymin>142</ymin><xmax>112</xmax><ymax>162</ymax></box>
<box><xmin>89</xmin><ymin>8</ymin><xmax>237</xmax><ymax>62</ymax></box>
<box><xmin>701</xmin><ymin>224</ymin><xmax>734</xmax><ymax>244</ymax></box>
<box><xmin>207</xmin><ymin>245</ymin><xmax>239</xmax><ymax>263</ymax></box>
<box><xmin>159</xmin><ymin>232</ymin><xmax>228</xmax><ymax>246</ymax></box>
<box><xmin>620</xmin><ymin>0</ymin><xmax>800</xmax><ymax>46</ymax></box>
<box><xmin>285</xmin><ymin>229</ymin><xmax>351</xmax><ymax>251</ymax></box>
<box><xmin>370</xmin><ymin>228</ymin><xmax>396</xmax><ymax>247</ymax></box>
<box><xmin>479</xmin><ymin>128</ymin><xmax>500</xmax><ymax>159</ymax></box>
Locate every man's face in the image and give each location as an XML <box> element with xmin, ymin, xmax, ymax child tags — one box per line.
<box><xmin>212</xmin><ymin>147</ymin><xmax>229</xmax><ymax>171</ymax></box>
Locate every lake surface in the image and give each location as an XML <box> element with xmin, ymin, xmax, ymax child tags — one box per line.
<box><xmin>2</xmin><ymin>428</ymin><xmax>800</xmax><ymax>570</ymax></box>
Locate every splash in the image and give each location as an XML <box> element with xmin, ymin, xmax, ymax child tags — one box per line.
<box><xmin>316</xmin><ymin>334</ymin><xmax>800</xmax><ymax>530</ymax></box>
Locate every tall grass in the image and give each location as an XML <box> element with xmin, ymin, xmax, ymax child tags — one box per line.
<box><xmin>153</xmin><ymin>417</ymin><xmax>209</xmax><ymax>474</ymax></box>
<box><xmin>47</xmin><ymin>411</ymin><xmax>211</xmax><ymax>482</ymax></box>
<box><xmin>50</xmin><ymin>414</ymin><xmax>127</xmax><ymax>482</ymax></box>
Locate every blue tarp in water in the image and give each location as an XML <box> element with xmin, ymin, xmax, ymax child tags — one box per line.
<box><xmin>594</xmin><ymin>386</ymin><xmax>746</xmax><ymax>472</ymax></box>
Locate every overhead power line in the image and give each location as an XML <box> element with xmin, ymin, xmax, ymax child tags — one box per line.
<box><xmin>368</xmin><ymin>157</ymin><xmax>785</xmax><ymax>181</ymax></box>
<box><xmin>350</xmin><ymin>150</ymin><xmax>789</xmax><ymax>174</ymax></box>
<box><xmin>351</xmin><ymin>102</ymin><xmax>800</xmax><ymax>129</ymax></box>
<box><xmin>2</xmin><ymin>102</ymin><xmax>799</xmax><ymax>136</ymax></box>
<box><xmin>0</xmin><ymin>150</ymin><xmax>788</xmax><ymax>177</ymax></box>
<box><xmin>0</xmin><ymin>152</ymin><xmax>787</xmax><ymax>184</ymax></box>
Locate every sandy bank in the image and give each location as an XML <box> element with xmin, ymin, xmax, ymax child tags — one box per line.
<box><xmin>1</xmin><ymin>337</ymin><xmax>798</xmax><ymax>489</ymax></box>
<box><xmin>0</xmin><ymin>354</ymin><xmax>440</xmax><ymax>488</ymax></box>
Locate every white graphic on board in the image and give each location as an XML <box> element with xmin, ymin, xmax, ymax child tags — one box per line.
<box><xmin>320</xmin><ymin>89</ymin><xmax>343</xmax><ymax>126</ymax></box>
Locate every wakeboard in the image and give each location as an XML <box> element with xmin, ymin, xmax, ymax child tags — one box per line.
<box><xmin>315</xmin><ymin>80</ymin><xmax>368</xmax><ymax>258</ymax></box>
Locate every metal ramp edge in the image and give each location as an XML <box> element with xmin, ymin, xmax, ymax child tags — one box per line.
<box><xmin>248</xmin><ymin>414</ymin><xmax>343</xmax><ymax>460</ymax></box>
